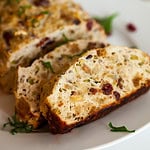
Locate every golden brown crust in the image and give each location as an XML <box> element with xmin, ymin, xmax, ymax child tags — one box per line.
<box><xmin>0</xmin><ymin>0</ymin><xmax>106</xmax><ymax>93</ymax></box>
<box><xmin>44</xmin><ymin>84</ymin><xmax>150</xmax><ymax>134</ymax></box>
<box><xmin>15</xmin><ymin>97</ymin><xmax>46</xmax><ymax>128</ymax></box>
<box><xmin>0</xmin><ymin>68</ymin><xmax>16</xmax><ymax>93</ymax></box>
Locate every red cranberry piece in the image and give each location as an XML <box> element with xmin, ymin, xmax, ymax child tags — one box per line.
<box><xmin>41</xmin><ymin>39</ymin><xmax>55</xmax><ymax>51</ymax></box>
<box><xmin>126</xmin><ymin>23</ymin><xmax>137</xmax><ymax>32</ymax></box>
<box><xmin>87</xmin><ymin>42</ymin><xmax>97</xmax><ymax>49</ymax></box>
<box><xmin>86</xmin><ymin>55</ymin><xmax>93</xmax><ymax>59</ymax></box>
<box><xmin>33</xmin><ymin>0</ymin><xmax>50</xmax><ymax>7</ymax></box>
<box><xmin>89</xmin><ymin>88</ymin><xmax>97</xmax><ymax>95</ymax></box>
<box><xmin>3</xmin><ymin>30</ymin><xmax>14</xmax><ymax>46</ymax></box>
<box><xmin>86</xmin><ymin>20</ymin><xmax>93</xmax><ymax>31</ymax></box>
<box><xmin>113</xmin><ymin>91</ymin><xmax>120</xmax><ymax>100</ymax></box>
<box><xmin>36</xmin><ymin>37</ymin><xmax>50</xmax><ymax>47</ymax></box>
<box><xmin>117</xmin><ymin>77</ymin><xmax>123</xmax><ymax>89</ymax></box>
<box><xmin>100</xmin><ymin>43</ymin><xmax>106</xmax><ymax>48</ymax></box>
<box><xmin>102</xmin><ymin>83</ymin><xmax>113</xmax><ymax>95</ymax></box>
<box><xmin>70</xmin><ymin>91</ymin><xmax>76</xmax><ymax>96</ymax></box>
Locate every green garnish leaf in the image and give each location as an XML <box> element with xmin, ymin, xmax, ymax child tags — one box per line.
<box><xmin>2</xmin><ymin>114</ymin><xmax>33</xmax><ymax>135</ymax></box>
<box><xmin>62</xmin><ymin>50</ymin><xmax>86</xmax><ymax>59</ymax></box>
<box><xmin>108</xmin><ymin>122</ymin><xmax>135</xmax><ymax>133</ymax></box>
<box><xmin>40</xmin><ymin>11</ymin><xmax>49</xmax><ymax>15</ymax></box>
<box><xmin>31</xmin><ymin>18</ymin><xmax>40</xmax><ymax>27</ymax></box>
<box><xmin>54</xmin><ymin>34</ymin><xmax>72</xmax><ymax>48</ymax></box>
<box><xmin>17</xmin><ymin>5</ymin><xmax>31</xmax><ymax>17</ymax></box>
<box><xmin>94</xmin><ymin>13</ymin><xmax>118</xmax><ymax>35</ymax></box>
<box><xmin>62</xmin><ymin>34</ymin><xmax>71</xmax><ymax>43</ymax></box>
<box><xmin>42</xmin><ymin>61</ymin><xmax>55</xmax><ymax>73</ymax></box>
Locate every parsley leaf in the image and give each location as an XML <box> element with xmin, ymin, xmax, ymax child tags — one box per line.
<box><xmin>62</xmin><ymin>34</ymin><xmax>71</xmax><ymax>43</ymax></box>
<box><xmin>54</xmin><ymin>34</ymin><xmax>72</xmax><ymax>48</ymax></box>
<box><xmin>40</xmin><ymin>11</ymin><xmax>49</xmax><ymax>15</ymax></box>
<box><xmin>94</xmin><ymin>13</ymin><xmax>118</xmax><ymax>35</ymax></box>
<box><xmin>42</xmin><ymin>61</ymin><xmax>55</xmax><ymax>73</ymax></box>
<box><xmin>62</xmin><ymin>50</ymin><xmax>86</xmax><ymax>59</ymax></box>
<box><xmin>2</xmin><ymin>114</ymin><xmax>33</xmax><ymax>135</ymax></box>
<box><xmin>17</xmin><ymin>5</ymin><xmax>31</xmax><ymax>17</ymax></box>
<box><xmin>108</xmin><ymin>122</ymin><xmax>135</xmax><ymax>133</ymax></box>
<box><xmin>31</xmin><ymin>18</ymin><xmax>40</xmax><ymax>27</ymax></box>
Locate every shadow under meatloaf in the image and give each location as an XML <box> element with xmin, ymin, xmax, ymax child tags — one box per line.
<box><xmin>40</xmin><ymin>46</ymin><xmax>150</xmax><ymax>134</ymax></box>
<box><xmin>0</xmin><ymin>0</ymin><xmax>106</xmax><ymax>93</ymax></box>
<box><xmin>15</xmin><ymin>40</ymin><xmax>107</xmax><ymax>128</ymax></box>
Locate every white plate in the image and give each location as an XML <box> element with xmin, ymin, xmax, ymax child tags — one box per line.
<box><xmin>0</xmin><ymin>0</ymin><xmax>150</xmax><ymax>150</ymax></box>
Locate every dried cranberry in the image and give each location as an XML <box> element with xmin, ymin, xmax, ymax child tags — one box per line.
<box><xmin>87</xmin><ymin>42</ymin><xmax>97</xmax><ymax>49</ymax></box>
<box><xmin>33</xmin><ymin>0</ymin><xmax>50</xmax><ymax>7</ymax></box>
<box><xmin>86</xmin><ymin>20</ymin><xmax>93</xmax><ymax>31</ymax></box>
<box><xmin>73</xmin><ymin>19</ymin><xmax>81</xmax><ymax>25</ymax></box>
<box><xmin>71</xmin><ymin>91</ymin><xmax>76</xmax><ymax>96</ymax></box>
<box><xmin>36</xmin><ymin>37</ymin><xmax>55</xmax><ymax>53</ymax></box>
<box><xmin>113</xmin><ymin>91</ymin><xmax>120</xmax><ymax>100</ymax></box>
<box><xmin>117</xmin><ymin>77</ymin><xmax>123</xmax><ymax>89</ymax></box>
<box><xmin>126</xmin><ymin>23</ymin><xmax>137</xmax><ymax>32</ymax></box>
<box><xmin>86</xmin><ymin>55</ymin><xmax>93</xmax><ymax>59</ymax></box>
<box><xmin>89</xmin><ymin>88</ymin><xmax>97</xmax><ymax>95</ymax></box>
<box><xmin>41</xmin><ymin>39</ymin><xmax>55</xmax><ymax>52</ymax></box>
<box><xmin>3</xmin><ymin>30</ymin><xmax>14</xmax><ymax>46</ymax></box>
<box><xmin>100</xmin><ymin>43</ymin><xmax>106</xmax><ymax>48</ymax></box>
<box><xmin>102</xmin><ymin>83</ymin><xmax>113</xmax><ymax>95</ymax></box>
<box><xmin>36</xmin><ymin>37</ymin><xmax>50</xmax><ymax>47</ymax></box>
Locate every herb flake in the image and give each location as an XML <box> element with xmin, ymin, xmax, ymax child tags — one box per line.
<box><xmin>42</xmin><ymin>61</ymin><xmax>55</xmax><ymax>73</ymax></box>
<box><xmin>62</xmin><ymin>34</ymin><xmax>71</xmax><ymax>43</ymax></box>
<box><xmin>94</xmin><ymin>13</ymin><xmax>118</xmax><ymax>35</ymax></box>
<box><xmin>40</xmin><ymin>11</ymin><xmax>49</xmax><ymax>15</ymax></box>
<box><xmin>17</xmin><ymin>5</ymin><xmax>31</xmax><ymax>17</ymax></box>
<box><xmin>108</xmin><ymin>122</ymin><xmax>135</xmax><ymax>133</ymax></box>
<box><xmin>62</xmin><ymin>50</ymin><xmax>86</xmax><ymax>60</ymax></box>
<box><xmin>54</xmin><ymin>34</ymin><xmax>72</xmax><ymax>48</ymax></box>
<box><xmin>2</xmin><ymin>114</ymin><xmax>33</xmax><ymax>135</ymax></box>
<box><xmin>31</xmin><ymin>18</ymin><xmax>40</xmax><ymax>27</ymax></box>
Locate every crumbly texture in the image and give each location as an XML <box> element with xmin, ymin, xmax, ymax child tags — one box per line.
<box><xmin>40</xmin><ymin>46</ymin><xmax>150</xmax><ymax>134</ymax></box>
<box><xmin>15</xmin><ymin>40</ymin><xmax>106</xmax><ymax>128</ymax></box>
<box><xmin>0</xmin><ymin>0</ymin><xmax>106</xmax><ymax>93</ymax></box>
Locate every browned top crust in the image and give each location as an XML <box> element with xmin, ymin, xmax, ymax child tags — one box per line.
<box><xmin>0</xmin><ymin>0</ymin><xmax>106</xmax><ymax>77</ymax></box>
<box><xmin>0</xmin><ymin>0</ymin><xmax>88</xmax><ymax>53</ymax></box>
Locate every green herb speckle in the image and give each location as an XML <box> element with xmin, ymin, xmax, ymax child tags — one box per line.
<box><xmin>17</xmin><ymin>5</ymin><xmax>31</xmax><ymax>17</ymax></box>
<box><xmin>40</xmin><ymin>11</ymin><xmax>49</xmax><ymax>15</ymax></box>
<box><xmin>42</xmin><ymin>61</ymin><xmax>55</xmax><ymax>73</ymax></box>
<box><xmin>62</xmin><ymin>34</ymin><xmax>71</xmax><ymax>43</ymax></box>
<box><xmin>62</xmin><ymin>50</ymin><xmax>86</xmax><ymax>60</ymax></box>
<box><xmin>2</xmin><ymin>114</ymin><xmax>33</xmax><ymax>135</ymax></box>
<box><xmin>31</xmin><ymin>18</ymin><xmax>40</xmax><ymax>27</ymax></box>
<box><xmin>27</xmin><ymin>77</ymin><xmax>35</xmax><ymax>85</ymax></box>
